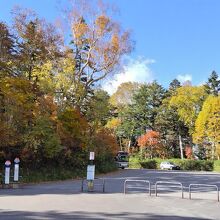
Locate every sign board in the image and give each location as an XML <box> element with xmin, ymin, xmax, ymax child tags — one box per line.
<box><xmin>87</xmin><ymin>165</ymin><xmax>95</xmax><ymax>180</ymax></box>
<box><xmin>89</xmin><ymin>152</ymin><xmax>95</xmax><ymax>160</ymax></box>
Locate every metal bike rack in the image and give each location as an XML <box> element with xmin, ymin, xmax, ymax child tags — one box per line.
<box><xmin>155</xmin><ymin>181</ymin><xmax>184</xmax><ymax>198</ymax></box>
<box><xmin>124</xmin><ymin>179</ymin><xmax>151</xmax><ymax>196</ymax></box>
<box><xmin>81</xmin><ymin>178</ymin><xmax>105</xmax><ymax>193</ymax></box>
<box><xmin>189</xmin><ymin>184</ymin><xmax>219</xmax><ymax>202</ymax></box>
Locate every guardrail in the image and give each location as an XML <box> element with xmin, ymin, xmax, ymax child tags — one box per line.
<box><xmin>189</xmin><ymin>184</ymin><xmax>219</xmax><ymax>202</ymax></box>
<box><xmin>155</xmin><ymin>181</ymin><xmax>184</xmax><ymax>198</ymax></box>
<box><xmin>81</xmin><ymin>178</ymin><xmax>105</xmax><ymax>193</ymax></box>
<box><xmin>124</xmin><ymin>179</ymin><xmax>151</xmax><ymax>196</ymax></box>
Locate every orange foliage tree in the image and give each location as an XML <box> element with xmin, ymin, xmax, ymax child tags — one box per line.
<box><xmin>137</xmin><ymin>130</ymin><xmax>164</xmax><ymax>158</ymax></box>
<box><xmin>92</xmin><ymin>128</ymin><xmax>119</xmax><ymax>156</ymax></box>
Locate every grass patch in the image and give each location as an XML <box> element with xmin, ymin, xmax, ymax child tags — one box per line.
<box><xmin>20</xmin><ymin>161</ymin><xmax>117</xmax><ymax>183</ymax></box>
<box><xmin>21</xmin><ymin>167</ymin><xmax>86</xmax><ymax>183</ymax></box>
<box><xmin>214</xmin><ymin>160</ymin><xmax>220</xmax><ymax>172</ymax></box>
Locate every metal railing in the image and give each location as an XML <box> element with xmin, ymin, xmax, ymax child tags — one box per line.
<box><xmin>155</xmin><ymin>181</ymin><xmax>184</xmax><ymax>198</ymax></box>
<box><xmin>81</xmin><ymin>178</ymin><xmax>105</xmax><ymax>193</ymax></box>
<box><xmin>124</xmin><ymin>179</ymin><xmax>151</xmax><ymax>196</ymax></box>
<box><xmin>189</xmin><ymin>184</ymin><xmax>219</xmax><ymax>202</ymax></box>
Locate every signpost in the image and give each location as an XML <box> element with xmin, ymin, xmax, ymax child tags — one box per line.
<box><xmin>87</xmin><ymin>152</ymin><xmax>95</xmax><ymax>191</ymax></box>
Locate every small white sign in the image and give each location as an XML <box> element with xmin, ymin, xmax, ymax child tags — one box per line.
<box><xmin>89</xmin><ymin>152</ymin><xmax>95</xmax><ymax>160</ymax></box>
<box><xmin>87</xmin><ymin>165</ymin><xmax>95</xmax><ymax>180</ymax></box>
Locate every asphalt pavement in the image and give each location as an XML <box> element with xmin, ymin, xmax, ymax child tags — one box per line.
<box><xmin>0</xmin><ymin>169</ymin><xmax>220</xmax><ymax>219</ymax></box>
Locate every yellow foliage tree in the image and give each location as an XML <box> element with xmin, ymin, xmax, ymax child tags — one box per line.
<box><xmin>106</xmin><ymin>118</ymin><xmax>121</xmax><ymax>133</ymax></box>
<box><xmin>169</xmin><ymin>85</ymin><xmax>207</xmax><ymax>134</ymax></box>
<box><xmin>193</xmin><ymin>95</ymin><xmax>220</xmax><ymax>159</ymax></box>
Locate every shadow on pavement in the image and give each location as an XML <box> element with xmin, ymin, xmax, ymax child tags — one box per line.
<box><xmin>0</xmin><ymin>210</ymin><xmax>211</xmax><ymax>220</ymax></box>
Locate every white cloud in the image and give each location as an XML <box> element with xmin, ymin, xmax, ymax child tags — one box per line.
<box><xmin>177</xmin><ymin>74</ymin><xmax>192</xmax><ymax>83</ymax></box>
<box><xmin>102</xmin><ymin>57</ymin><xmax>155</xmax><ymax>95</ymax></box>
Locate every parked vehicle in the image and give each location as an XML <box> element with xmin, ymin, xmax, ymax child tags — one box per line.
<box><xmin>115</xmin><ymin>151</ymin><xmax>129</xmax><ymax>169</ymax></box>
<box><xmin>160</xmin><ymin>161</ymin><xmax>180</xmax><ymax>170</ymax></box>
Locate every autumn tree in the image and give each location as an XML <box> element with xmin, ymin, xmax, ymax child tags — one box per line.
<box><xmin>0</xmin><ymin>77</ymin><xmax>36</xmax><ymax>156</ymax></box>
<box><xmin>137</xmin><ymin>130</ymin><xmax>163</xmax><ymax>158</ymax></box>
<box><xmin>63</xmin><ymin>0</ymin><xmax>132</xmax><ymax>109</ymax></box>
<box><xmin>169</xmin><ymin>85</ymin><xmax>207</xmax><ymax>134</ymax></box>
<box><xmin>193</xmin><ymin>95</ymin><xmax>220</xmax><ymax>159</ymax></box>
<box><xmin>12</xmin><ymin>7</ymin><xmax>63</xmax><ymax>81</ymax></box>
<box><xmin>0</xmin><ymin>2</ymin><xmax>128</xmax><ymax>175</ymax></box>
<box><xmin>110</xmin><ymin>82</ymin><xmax>140</xmax><ymax>108</ymax></box>
<box><xmin>185</xmin><ymin>145</ymin><xmax>193</xmax><ymax>159</ymax></box>
<box><xmin>0</xmin><ymin>9</ymin><xmax>66</xmax><ymax>166</ymax></box>
<box><xmin>91</xmin><ymin>128</ymin><xmax>119</xmax><ymax>157</ymax></box>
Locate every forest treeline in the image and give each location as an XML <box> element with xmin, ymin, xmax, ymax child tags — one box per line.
<box><xmin>0</xmin><ymin>2</ymin><xmax>132</xmax><ymax>174</ymax></box>
<box><xmin>109</xmin><ymin>76</ymin><xmax>219</xmax><ymax>161</ymax></box>
<box><xmin>0</xmin><ymin>2</ymin><xmax>219</xmax><ymax>178</ymax></box>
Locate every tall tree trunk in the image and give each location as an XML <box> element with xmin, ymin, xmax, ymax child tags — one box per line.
<box><xmin>119</xmin><ymin>137</ymin><xmax>122</xmax><ymax>151</ymax></box>
<box><xmin>179</xmin><ymin>135</ymin><xmax>184</xmax><ymax>159</ymax></box>
<box><xmin>127</xmin><ymin>140</ymin><xmax>131</xmax><ymax>153</ymax></box>
<box><xmin>211</xmin><ymin>142</ymin><xmax>215</xmax><ymax>160</ymax></box>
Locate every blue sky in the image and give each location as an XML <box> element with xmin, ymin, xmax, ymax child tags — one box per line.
<box><xmin>1</xmin><ymin>0</ymin><xmax>220</xmax><ymax>93</ymax></box>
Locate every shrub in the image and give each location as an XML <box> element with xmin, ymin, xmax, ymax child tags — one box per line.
<box><xmin>129</xmin><ymin>154</ymin><xmax>215</xmax><ymax>171</ymax></box>
<box><xmin>200</xmin><ymin>160</ymin><xmax>214</xmax><ymax>171</ymax></box>
<box><xmin>176</xmin><ymin>160</ymin><xmax>214</xmax><ymax>171</ymax></box>
<box><xmin>180</xmin><ymin>160</ymin><xmax>200</xmax><ymax>170</ymax></box>
<box><xmin>95</xmin><ymin>154</ymin><xmax>118</xmax><ymax>173</ymax></box>
<box><xmin>129</xmin><ymin>155</ymin><xmax>141</xmax><ymax>168</ymax></box>
<box><xmin>140</xmin><ymin>160</ymin><xmax>157</xmax><ymax>169</ymax></box>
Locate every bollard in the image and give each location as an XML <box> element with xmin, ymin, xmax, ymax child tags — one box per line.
<box><xmin>13</xmin><ymin>157</ymin><xmax>20</xmax><ymax>182</ymax></box>
<box><xmin>87</xmin><ymin>180</ymin><xmax>94</xmax><ymax>191</ymax></box>
<box><xmin>4</xmin><ymin>160</ymin><xmax>11</xmax><ymax>185</ymax></box>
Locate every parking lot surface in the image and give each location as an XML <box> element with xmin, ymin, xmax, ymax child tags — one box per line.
<box><xmin>0</xmin><ymin>169</ymin><xmax>220</xmax><ymax>219</ymax></box>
